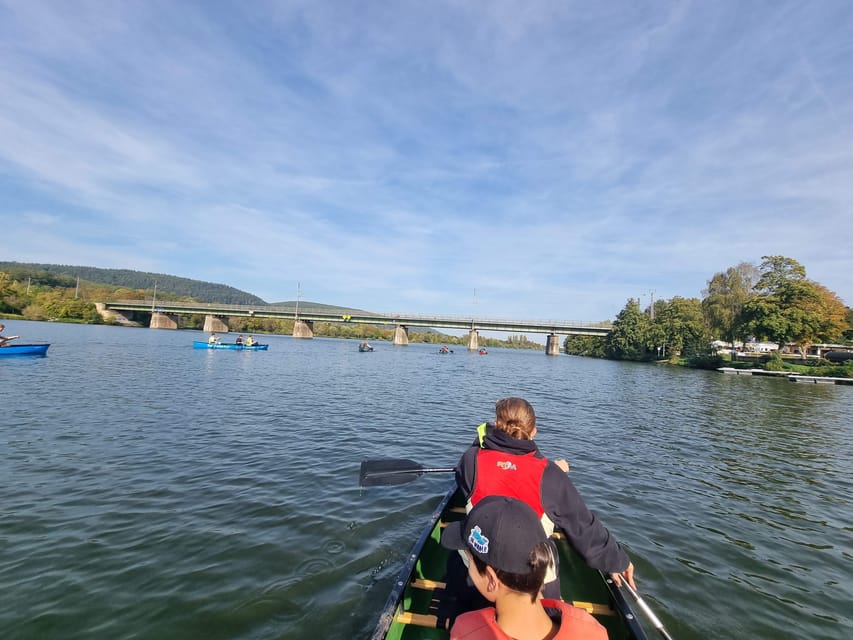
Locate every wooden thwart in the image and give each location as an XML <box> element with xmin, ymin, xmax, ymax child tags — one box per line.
<box><xmin>395</xmin><ymin>611</ymin><xmax>448</xmax><ymax>629</ymax></box>
<box><xmin>407</xmin><ymin>578</ymin><xmax>614</xmax><ymax>617</ymax></box>
<box><xmin>411</xmin><ymin>578</ymin><xmax>445</xmax><ymax>590</ymax></box>
<box><xmin>572</xmin><ymin>601</ymin><xmax>616</xmax><ymax>616</ymax></box>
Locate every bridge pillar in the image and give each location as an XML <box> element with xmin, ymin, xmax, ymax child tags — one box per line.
<box><xmin>545</xmin><ymin>334</ymin><xmax>561</xmax><ymax>356</ymax></box>
<box><xmin>95</xmin><ymin>303</ymin><xmax>139</xmax><ymax>326</ymax></box>
<box><xmin>467</xmin><ymin>330</ymin><xmax>479</xmax><ymax>350</ymax></box>
<box><xmin>293</xmin><ymin>320</ymin><xmax>314</xmax><ymax>339</ymax></box>
<box><xmin>393</xmin><ymin>325</ymin><xmax>409</xmax><ymax>346</ymax></box>
<box><xmin>203</xmin><ymin>315</ymin><xmax>229</xmax><ymax>333</ymax></box>
<box><xmin>150</xmin><ymin>312</ymin><xmax>178</xmax><ymax>330</ymax></box>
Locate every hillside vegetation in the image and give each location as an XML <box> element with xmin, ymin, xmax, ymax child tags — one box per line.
<box><xmin>0</xmin><ymin>262</ymin><xmax>540</xmax><ymax>349</ymax></box>
<box><xmin>0</xmin><ymin>262</ymin><xmax>264</xmax><ymax>305</ymax></box>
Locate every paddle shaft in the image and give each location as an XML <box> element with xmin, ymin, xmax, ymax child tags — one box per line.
<box><xmin>359</xmin><ymin>459</ymin><xmax>456</xmax><ymax>486</ymax></box>
<box><xmin>622</xmin><ymin>582</ymin><xmax>675</xmax><ymax>640</ymax></box>
<box><xmin>373</xmin><ymin>467</ymin><xmax>454</xmax><ymax>478</ymax></box>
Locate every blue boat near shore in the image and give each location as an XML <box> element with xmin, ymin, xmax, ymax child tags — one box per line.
<box><xmin>0</xmin><ymin>344</ymin><xmax>50</xmax><ymax>356</ymax></box>
<box><xmin>193</xmin><ymin>341</ymin><xmax>268</xmax><ymax>351</ymax></box>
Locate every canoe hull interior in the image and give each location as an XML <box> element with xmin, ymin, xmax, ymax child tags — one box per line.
<box><xmin>192</xmin><ymin>341</ymin><xmax>268</xmax><ymax>350</ymax></box>
<box><xmin>0</xmin><ymin>344</ymin><xmax>50</xmax><ymax>356</ymax></box>
<box><xmin>371</xmin><ymin>486</ymin><xmax>649</xmax><ymax>640</ymax></box>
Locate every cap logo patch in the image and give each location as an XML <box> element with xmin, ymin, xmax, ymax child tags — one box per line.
<box><xmin>496</xmin><ymin>460</ymin><xmax>517</xmax><ymax>471</ymax></box>
<box><xmin>468</xmin><ymin>525</ymin><xmax>489</xmax><ymax>554</ymax></box>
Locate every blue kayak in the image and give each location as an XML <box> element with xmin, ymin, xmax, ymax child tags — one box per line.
<box><xmin>0</xmin><ymin>344</ymin><xmax>50</xmax><ymax>356</ymax></box>
<box><xmin>193</xmin><ymin>341</ymin><xmax>268</xmax><ymax>350</ymax></box>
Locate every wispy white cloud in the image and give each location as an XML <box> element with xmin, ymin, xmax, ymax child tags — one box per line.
<box><xmin>0</xmin><ymin>0</ymin><xmax>851</xmax><ymax>319</ymax></box>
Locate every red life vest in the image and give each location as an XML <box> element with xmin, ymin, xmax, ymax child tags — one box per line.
<box><xmin>450</xmin><ymin>600</ymin><xmax>608</xmax><ymax>640</ymax></box>
<box><xmin>470</xmin><ymin>448</ymin><xmax>548</xmax><ymax>517</ymax></box>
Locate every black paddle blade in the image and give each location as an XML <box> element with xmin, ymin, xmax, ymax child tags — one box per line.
<box><xmin>359</xmin><ymin>458</ymin><xmax>425</xmax><ymax>486</ymax></box>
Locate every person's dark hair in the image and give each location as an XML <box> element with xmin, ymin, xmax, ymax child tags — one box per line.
<box><xmin>469</xmin><ymin>540</ymin><xmax>551</xmax><ymax>602</ymax></box>
<box><xmin>494</xmin><ymin>397</ymin><xmax>536</xmax><ymax>440</ymax></box>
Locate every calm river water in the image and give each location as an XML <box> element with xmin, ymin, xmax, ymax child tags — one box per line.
<box><xmin>1</xmin><ymin>321</ymin><xmax>851</xmax><ymax>639</ymax></box>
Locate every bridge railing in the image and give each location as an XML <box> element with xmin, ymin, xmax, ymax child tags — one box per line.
<box><xmin>104</xmin><ymin>300</ymin><xmax>611</xmax><ymax>329</ymax></box>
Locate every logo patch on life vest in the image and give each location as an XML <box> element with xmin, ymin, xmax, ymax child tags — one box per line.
<box><xmin>468</xmin><ymin>525</ymin><xmax>489</xmax><ymax>554</ymax></box>
<box><xmin>496</xmin><ymin>460</ymin><xmax>517</xmax><ymax>471</ymax></box>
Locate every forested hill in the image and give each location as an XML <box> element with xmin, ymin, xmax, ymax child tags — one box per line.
<box><xmin>0</xmin><ymin>262</ymin><xmax>266</xmax><ymax>305</ymax></box>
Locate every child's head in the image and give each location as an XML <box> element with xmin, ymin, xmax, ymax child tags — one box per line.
<box><xmin>441</xmin><ymin>495</ymin><xmax>550</xmax><ymax>602</ymax></box>
<box><xmin>494</xmin><ymin>397</ymin><xmax>537</xmax><ymax>440</ymax></box>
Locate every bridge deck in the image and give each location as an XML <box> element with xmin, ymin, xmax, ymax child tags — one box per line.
<box><xmin>102</xmin><ymin>300</ymin><xmax>611</xmax><ymax>336</ymax></box>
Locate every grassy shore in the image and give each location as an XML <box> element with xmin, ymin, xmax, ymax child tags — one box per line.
<box><xmin>671</xmin><ymin>352</ymin><xmax>853</xmax><ymax>378</ymax></box>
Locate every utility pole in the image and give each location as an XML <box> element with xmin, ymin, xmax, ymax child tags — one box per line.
<box><xmin>151</xmin><ymin>282</ymin><xmax>157</xmax><ymax>313</ymax></box>
<box><xmin>75</xmin><ymin>276</ymin><xmax>80</xmax><ymax>299</ymax></box>
<box><xmin>295</xmin><ymin>282</ymin><xmax>301</xmax><ymax>319</ymax></box>
<box><xmin>649</xmin><ymin>290</ymin><xmax>655</xmax><ymax>320</ymax></box>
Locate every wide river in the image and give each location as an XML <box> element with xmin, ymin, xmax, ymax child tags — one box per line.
<box><xmin>1</xmin><ymin>321</ymin><xmax>850</xmax><ymax>639</ymax></box>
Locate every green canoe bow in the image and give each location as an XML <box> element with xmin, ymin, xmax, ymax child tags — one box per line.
<box><xmin>370</xmin><ymin>485</ymin><xmax>650</xmax><ymax>640</ymax></box>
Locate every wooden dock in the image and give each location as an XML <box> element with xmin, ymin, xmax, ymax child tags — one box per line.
<box><xmin>718</xmin><ymin>368</ymin><xmax>853</xmax><ymax>385</ymax></box>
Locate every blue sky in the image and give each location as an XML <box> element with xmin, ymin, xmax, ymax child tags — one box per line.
<box><xmin>1</xmin><ymin>1</ymin><xmax>851</xmax><ymax>323</ymax></box>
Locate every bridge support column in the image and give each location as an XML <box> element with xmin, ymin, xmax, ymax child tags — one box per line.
<box><xmin>95</xmin><ymin>303</ymin><xmax>139</xmax><ymax>326</ymax></box>
<box><xmin>203</xmin><ymin>315</ymin><xmax>229</xmax><ymax>333</ymax></box>
<box><xmin>467</xmin><ymin>330</ymin><xmax>479</xmax><ymax>351</ymax></box>
<box><xmin>545</xmin><ymin>334</ymin><xmax>561</xmax><ymax>356</ymax></box>
<box><xmin>293</xmin><ymin>320</ymin><xmax>314</xmax><ymax>338</ymax></box>
<box><xmin>150</xmin><ymin>312</ymin><xmax>178</xmax><ymax>330</ymax></box>
<box><xmin>393</xmin><ymin>325</ymin><xmax>409</xmax><ymax>346</ymax></box>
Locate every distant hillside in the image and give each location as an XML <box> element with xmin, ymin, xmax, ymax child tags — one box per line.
<box><xmin>269</xmin><ymin>300</ymin><xmax>376</xmax><ymax>314</ymax></box>
<box><xmin>0</xmin><ymin>262</ymin><xmax>265</xmax><ymax>305</ymax></box>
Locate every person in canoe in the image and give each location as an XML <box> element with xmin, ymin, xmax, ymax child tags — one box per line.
<box><xmin>245</xmin><ymin>335</ymin><xmax>255</xmax><ymax>346</ymax></box>
<box><xmin>441</xmin><ymin>495</ymin><xmax>607</xmax><ymax>640</ymax></box>
<box><xmin>0</xmin><ymin>324</ymin><xmax>21</xmax><ymax>347</ymax></box>
<box><xmin>208</xmin><ymin>332</ymin><xmax>221</xmax><ymax>345</ymax></box>
<box><xmin>454</xmin><ymin>397</ymin><xmax>636</xmax><ymax>598</ymax></box>
<box><xmin>235</xmin><ymin>335</ymin><xmax>244</xmax><ymax>345</ymax></box>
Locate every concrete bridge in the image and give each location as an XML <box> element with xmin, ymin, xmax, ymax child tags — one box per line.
<box><xmin>96</xmin><ymin>300</ymin><xmax>611</xmax><ymax>355</ymax></box>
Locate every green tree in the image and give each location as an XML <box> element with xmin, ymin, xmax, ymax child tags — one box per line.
<box><xmin>740</xmin><ymin>256</ymin><xmax>847</xmax><ymax>356</ymax></box>
<box><xmin>651</xmin><ymin>296</ymin><xmax>709</xmax><ymax>359</ymax></box>
<box><xmin>606</xmin><ymin>299</ymin><xmax>653</xmax><ymax>360</ymax></box>
<box><xmin>702</xmin><ymin>262</ymin><xmax>759</xmax><ymax>351</ymax></box>
<box><xmin>0</xmin><ymin>271</ymin><xmax>19</xmax><ymax>313</ymax></box>
<box><xmin>754</xmin><ymin>255</ymin><xmax>806</xmax><ymax>293</ymax></box>
<box><xmin>564</xmin><ymin>334</ymin><xmax>606</xmax><ymax>357</ymax></box>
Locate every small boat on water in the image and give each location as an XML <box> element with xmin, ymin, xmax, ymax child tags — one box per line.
<box><xmin>359</xmin><ymin>342</ymin><xmax>375</xmax><ymax>352</ymax></box>
<box><xmin>478</xmin><ymin>348</ymin><xmax>488</xmax><ymax>355</ymax></box>
<box><xmin>0</xmin><ymin>344</ymin><xmax>50</xmax><ymax>357</ymax></box>
<box><xmin>366</xmin><ymin>482</ymin><xmax>652</xmax><ymax>640</ymax></box>
<box><xmin>192</xmin><ymin>341</ymin><xmax>268</xmax><ymax>351</ymax></box>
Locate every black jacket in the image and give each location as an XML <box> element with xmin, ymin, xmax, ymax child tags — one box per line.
<box><xmin>455</xmin><ymin>424</ymin><xmax>630</xmax><ymax>574</ymax></box>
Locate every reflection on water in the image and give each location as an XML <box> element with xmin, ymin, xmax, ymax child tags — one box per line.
<box><xmin>1</xmin><ymin>321</ymin><xmax>851</xmax><ymax>639</ymax></box>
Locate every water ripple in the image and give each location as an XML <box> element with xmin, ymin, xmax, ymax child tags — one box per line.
<box><xmin>2</xmin><ymin>323</ymin><xmax>852</xmax><ymax>639</ymax></box>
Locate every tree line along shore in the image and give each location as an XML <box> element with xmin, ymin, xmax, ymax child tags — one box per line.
<box><xmin>2</xmin><ymin>256</ymin><xmax>851</xmax><ymax>369</ymax></box>
<box><xmin>565</xmin><ymin>255</ymin><xmax>852</xmax><ymax>378</ymax></box>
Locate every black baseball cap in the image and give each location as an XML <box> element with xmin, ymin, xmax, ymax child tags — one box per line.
<box><xmin>441</xmin><ymin>495</ymin><xmax>547</xmax><ymax>574</ymax></box>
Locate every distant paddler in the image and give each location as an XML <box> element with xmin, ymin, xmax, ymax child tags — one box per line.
<box><xmin>0</xmin><ymin>323</ymin><xmax>21</xmax><ymax>347</ymax></box>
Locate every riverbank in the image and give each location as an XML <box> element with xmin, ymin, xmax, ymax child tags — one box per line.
<box><xmin>659</xmin><ymin>352</ymin><xmax>853</xmax><ymax>379</ymax></box>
